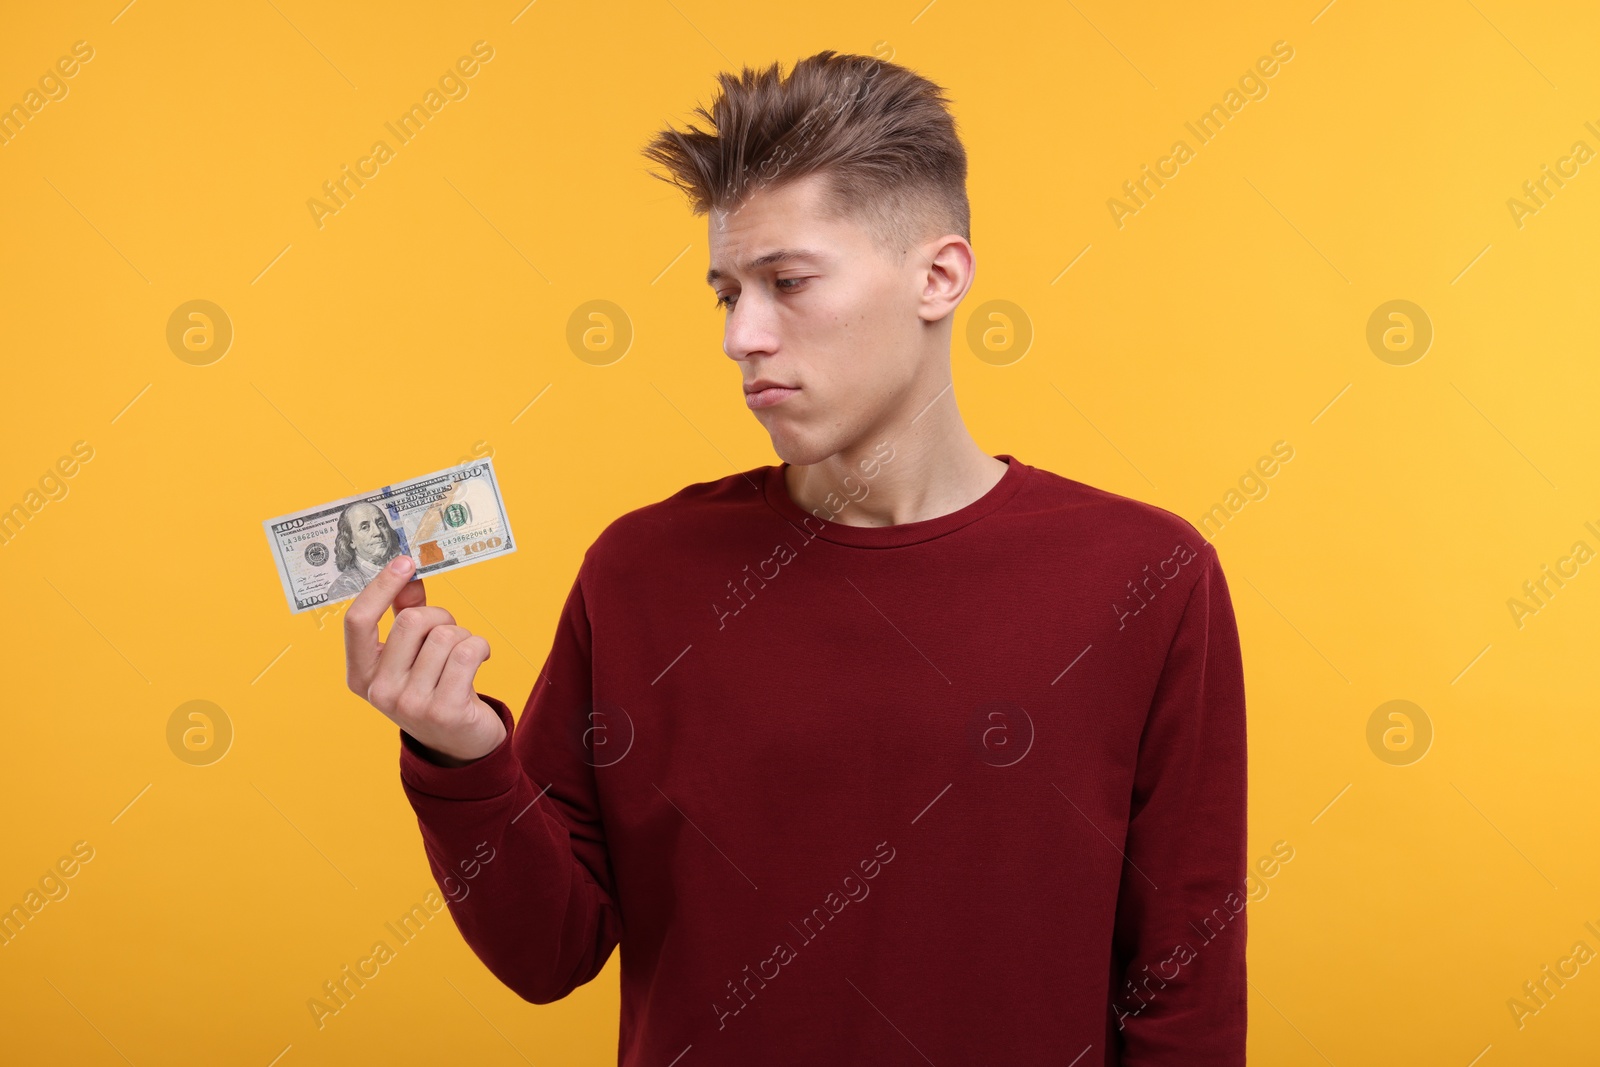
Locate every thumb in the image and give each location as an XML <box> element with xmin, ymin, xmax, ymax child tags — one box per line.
<box><xmin>391</xmin><ymin>571</ymin><xmax>427</xmax><ymax>615</ymax></box>
<box><xmin>343</xmin><ymin>554</ymin><xmax>420</xmax><ymax>683</ymax></box>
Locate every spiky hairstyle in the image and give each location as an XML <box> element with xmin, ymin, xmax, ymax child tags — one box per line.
<box><xmin>640</xmin><ymin>50</ymin><xmax>970</xmax><ymax>256</ymax></box>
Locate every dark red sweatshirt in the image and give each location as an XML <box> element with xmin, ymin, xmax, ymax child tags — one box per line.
<box><xmin>400</xmin><ymin>452</ymin><xmax>1248</xmax><ymax>1065</ymax></box>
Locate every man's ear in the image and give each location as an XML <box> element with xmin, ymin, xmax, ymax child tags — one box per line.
<box><xmin>917</xmin><ymin>235</ymin><xmax>974</xmax><ymax>323</ymax></box>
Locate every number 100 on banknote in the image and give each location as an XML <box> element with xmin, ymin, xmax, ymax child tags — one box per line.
<box><xmin>263</xmin><ymin>458</ymin><xmax>517</xmax><ymax>614</ymax></box>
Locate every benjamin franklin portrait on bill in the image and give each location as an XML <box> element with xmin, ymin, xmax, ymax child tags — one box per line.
<box><xmin>327</xmin><ymin>501</ymin><xmax>404</xmax><ymax>600</ymax></box>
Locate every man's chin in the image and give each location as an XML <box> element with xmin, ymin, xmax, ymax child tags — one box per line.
<box><xmin>769</xmin><ymin>431</ymin><xmax>842</xmax><ymax>469</ymax></box>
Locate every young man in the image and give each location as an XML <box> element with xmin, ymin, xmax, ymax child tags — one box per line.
<box><xmin>343</xmin><ymin>50</ymin><xmax>1247</xmax><ymax>1065</ymax></box>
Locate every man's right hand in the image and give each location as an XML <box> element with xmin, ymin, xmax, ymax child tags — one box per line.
<box><xmin>343</xmin><ymin>554</ymin><xmax>507</xmax><ymax>766</ymax></box>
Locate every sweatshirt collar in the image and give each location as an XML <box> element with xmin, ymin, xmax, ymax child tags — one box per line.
<box><xmin>761</xmin><ymin>454</ymin><xmax>1030</xmax><ymax>548</ymax></box>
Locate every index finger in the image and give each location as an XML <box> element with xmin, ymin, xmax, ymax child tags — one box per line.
<box><xmin>344</xmin><ymin>554</ymin><xmax>417</xmax><ymax>680</ymax></box>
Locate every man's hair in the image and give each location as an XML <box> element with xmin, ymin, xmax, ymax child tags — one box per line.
<box><xmin>640</xmin><ymin>50</ymin><xmax>970</xmax><ymax>257</ymax></box>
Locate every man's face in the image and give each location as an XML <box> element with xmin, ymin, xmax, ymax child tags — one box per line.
<box><xmin>707</xmin><ymin>171</ymin><xmax>948</xmax><ymax>466</ymax></box>
<box><xmin>346</xmin><ymin>503</ymin><xmax>391</xmax><ymax>564</ymax></box>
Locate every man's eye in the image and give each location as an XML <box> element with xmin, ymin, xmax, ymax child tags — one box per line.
<box><xmin>713</xmin><ymin>278</ymin><xmax>807</xmax><ymax>311</ymax></box>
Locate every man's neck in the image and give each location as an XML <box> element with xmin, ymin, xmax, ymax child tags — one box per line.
<box><xmin>784</xmin><ymin>396</ymin><xmax>1007</xmax><ymax>530</ymax></box>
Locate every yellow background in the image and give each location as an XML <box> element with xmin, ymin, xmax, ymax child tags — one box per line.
<box><xmin>3</xmin><ymin>0</ymin><xmax>1597</xmax><ymax>1062</ymax></box>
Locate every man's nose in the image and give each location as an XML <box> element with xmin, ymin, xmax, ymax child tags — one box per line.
<box><xmin>722</xmin><ymin>297</ymin><xmax>779</xmax><ymax>361</ymax></box>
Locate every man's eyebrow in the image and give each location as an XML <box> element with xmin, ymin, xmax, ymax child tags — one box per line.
<box><xmin>706</xmin><ymin>248</ymin><xmax>826</xmax><ymax>286</ymax></box>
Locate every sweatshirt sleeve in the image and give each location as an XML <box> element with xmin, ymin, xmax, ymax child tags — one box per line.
<box><xmin>397</xmin><ymin>558</ymin><xmax>622</xmax><ymax>1004</ymax></box>
<box><xmin>1110</xmin><ymin>543</ymin><xmax>1248</xmax><ymax>1064</ymax></box>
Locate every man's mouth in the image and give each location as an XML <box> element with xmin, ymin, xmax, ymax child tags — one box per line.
<box><xmin>746</xmin><ymin>387</ymin><xmax>798</xmax><ymax>410</ymax></box>
<box><xmin>744</xmin><ymin>382</ymin><xmax>800</xmax><ymax>410</ymax></box>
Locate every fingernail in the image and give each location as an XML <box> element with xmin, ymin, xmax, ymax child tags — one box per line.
<box><xmin>393</xmin><ymin>556</ymin><xmax>413</xmax><ymax>574</ymax></box>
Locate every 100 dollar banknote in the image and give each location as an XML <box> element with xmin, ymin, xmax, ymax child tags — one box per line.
<box><xmin>263</xmin><ymin>458</ymin><xmax>516</xmax><ymax>614</ymax></box>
